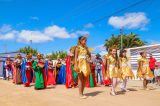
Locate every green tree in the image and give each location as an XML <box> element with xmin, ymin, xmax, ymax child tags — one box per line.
<box><xmin>18</xmin><ymin>46</ymin><xmax>38</xmax><ymax>56</ymax></box>
<box><xmin>104</xmin><ymin>32</ymin><xmax>146</xmax><ymax>50</ymax></box>
<box><xmin>50</xmin><ymin>51</ymin><xmax>67</xmax><ymax>60</ymax></box>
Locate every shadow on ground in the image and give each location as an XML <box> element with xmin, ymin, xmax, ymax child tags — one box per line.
<box><xmin>85</xmin><ymin>91</ymin><xmax>104</xmax><ymax>97</ymax></box>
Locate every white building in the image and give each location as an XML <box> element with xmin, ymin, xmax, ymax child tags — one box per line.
<box><xmin>127</xmin><ymin>44</ymin><xmax>160</xmax><ymax>76</ymax></box>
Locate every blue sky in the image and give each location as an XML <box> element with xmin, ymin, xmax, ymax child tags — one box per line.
<box><xmin>0</xmin><ymin>0</ymin><xmax>160</xmax><ymax>54</ymax></box>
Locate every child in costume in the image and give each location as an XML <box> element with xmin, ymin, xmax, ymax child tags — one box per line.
<box><xmin>104</xmin><ymin>46</ymin><xmax>121</xmax><ymax>96</ymax></box>
<box><xmin>119</xmin><ymin>50</ymin><xmax>134</xmax><ymax>92</ymax></box>
<box><xmin>137</xmin><ymin>52</ymin><xmax>154</xmax><ymax>90</ymax></box>
<box><xmin>74</xmin><ymin>35</ymin><xmax>91</xmax><ymax>99</ymax></box>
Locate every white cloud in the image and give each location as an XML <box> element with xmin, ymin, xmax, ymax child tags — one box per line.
<box><xmin>30</xmin><ymin>16</ymin><xmax>39</xmax><ymax>21</ymax></box>
<box><xmin>68</xmin><ymin>30</ymin><xmax>89</xmax><ymax>38</ymax></box>
<box><xmin>0</xmin><ymin>25</ymin><xmax>89</xmax><ymax>43</ymax></box>
<box><xmin>0</xmin><ymin>24</ymin><xmax>16</xmax><ymax>40</ymax></box>
<box><xmin>108</xmin><ymin>12</ymin><xmax>149</xmax><ymax>30</ymax></box>
<box><xmin>0</xmin><ymin>24</ymin><xmax>12</xmax><ymax>33</ymax></box>
<box><xmin>74</xmin><ymin>30</ymin><xmax>89</xmax><ymax>35</ymax></box>
<box><xmin>147</xmin><ymin>40</ymin><xmax>160</xmax><ymax>45</ymax></box>
<box><xmin>93</xmin><ymin>44</ymin><xmax>107</xmax><ymax>56</ymax></box>
<box><xmin>17</xmin><ymin>30</ymin><xmax>52</xmax><ymax>43</ymax></box>
<box><xmin>44</xmin><ymin>25</ymin><xmax>71</xmax><ymax>38</ymax></box>
<box><xmin>99</xmin><ymin>51</ymin><xmax>108</xmax><ymax>56</ymax></box>
<box><xmin>84</xmin><ymin>23</ymin><xmax>94</xmax><ymax>28</ymax></box>
<box><xmin>0</xmin><ymin>33</ymin><xmax>13</xmax><ymax>40</ymax></box>
<box><xmin>0</xmin><ymin>30</ymin><xmax>17</xmax><ymax>40</ymax></box>
<box><xmin>94</xmin><ymin>44</ymin><xmax>106</xmax><ymax>51</ymax></box>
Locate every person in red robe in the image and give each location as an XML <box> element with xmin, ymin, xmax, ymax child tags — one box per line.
<box><xmin>85</xmin><ymin>75</ymin><xmax>90</xmax><ymax>87</ymax></box>
<box><xmin>22</xmin><ymin>54</ymin><xmax>33</xmax><ymax>87</ymax></box>
<box><xmin>102</xmin><ymin>62</ymin><xmax>111</xmax><ymax>86</ymax></box>
<box><xmin>46</xmin><ymin>55</ymin><xmax>56</xmax><ymax>86</ymax></box>
<box><xmin>65</xmin><ymin>54</ymin><xmax>74</xmax><ymax>88</ymax></box>
<box><xmin>85</xmin><ymin>61</ymin><xmax>96</xmax><ymax>88</ymax></box>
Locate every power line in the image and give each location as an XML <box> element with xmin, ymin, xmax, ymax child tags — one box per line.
<box><xmin>91</xmin><ymin>0</ymin><xmax>151</xmax><ymax>24</ymax></box>
<box><xmin>58</xmin><ymin>0</ymin><xmax>110</xmax><ymax>22</ymax></box>
<box><xmin>71</xmin><ymin>0</ymin><xmax>110</xmax><ymax>18</ymax></box>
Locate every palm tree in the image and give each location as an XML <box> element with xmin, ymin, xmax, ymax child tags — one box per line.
<box><xmin>104</xmin><ymin>33</ymin><xmax>146</xmax><ymax>50</ymax></box>
<box><xmin>123</xmin><ymin>33</ymin><xmax>146</xmax><ymax>48</ymax></box>
<box><xmin>104</xmin><ymin>34</ymin><xmax>120</xmax><ymax>50</ymax></box>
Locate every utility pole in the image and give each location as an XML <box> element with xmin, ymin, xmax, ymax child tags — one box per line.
<box><xmin>30</xmin><ymin>32</ymin><xmax>33</xmax><ymax>47</ymax></box>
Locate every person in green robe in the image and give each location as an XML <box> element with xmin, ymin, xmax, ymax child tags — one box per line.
<box><xmin>71</xmin><ymin>64</ymin><xmax>78</xmax><ymax>87</ymax></box>
<box><xmin>32</xmin><ymin>54</ymin><xmax>46</xmax><ymax>90</ymax></box>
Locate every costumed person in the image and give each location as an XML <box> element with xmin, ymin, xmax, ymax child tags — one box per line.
<box><xmin>69</xmin><ymin>47</ymin><xmax>78</xmax><ymax>87</ymax></box>
<box><xmin>154</xmin><ymin>65</ymin><xmax>160</xmax><ymax>86</ymax></box>
<box><xmin>65</xmin><ymin>52</ymin><xmax>74</xmax><ymax>88</ymax></box>
<box><xmin>91</xmin><ymin>61</ymin><xmax>97</xmax><ymax>87</ymax></box>
<box><xmin>102</xmin><ymin>58</ymin><xmax>111</xmax><ymax>86</ymax></box>
<box><xmin>40</xmin><ymin>54</ymin><xmax>47</xmax><ymax>87</ymax></box>
<box><xmin>45</xmin><ymin>55</ymin><xmax>56</xmax><ymax>86</ymax></box>
<box><xmin>32</xmin><ymin>54</ymin><xmax>47</xmax><ymax>90</ymax></box>
<box><xmin>3</xmin><ymin>60</ymin><xmax>6</xmax><ymax>80</ymax></box>
<box><xmin>22</xmin><ymin>53</ymin><xmax>33</xmax><ymax>87</ymax></box>
<box><xmin>72</xmin><ymin>64</ymin><xmax>78</xmax><ymax>87</ymax></box>
<box><xmin>53</xmin><ymin>61</ymin><xmax>57</xmax><ymax>84</ymax></box>
<box><xmin>56</xmin><ymin>58</ymin><xmax>62</xmax><ymax>83</ymax></box>
<box><xmin>74</xmin><ymin>35</ymin><xmax>91</xmax><ymax>99</ymax></box>
<box><xmin>137</xmin><ymin>52</ymin><xmax>154</xmax><ymax>90</ymax></box>
<box><xmin>5</xmin><ymin>55</ymin><xmax>12</xmax><ymax>81</ymax></box>
<box><xmin>86</xmin><ymin>60</ymin><xmax>96</xmax><ymax>87</ymax></box>
<box><xmin>12</xmin><ymin>56</ymin><xmax>17</xmax><ymax>83</ymax></box>
<box><xmin>95</xmin><ymin>54</ymin><xmax>103</xmax><ymax>85</ymax></box>
<box><xmin>104</xmin><ymin>46</ymin><xmax>121</xmax><ymax>96</ymax></box>
<box><xmin>119</xmin><ymin>50</ymin><xmax>134</xmax><ymax>92</ymax></box>
<box><xmin>57</xmin><ymin>59</ymin><xmax>66</xmax><ymax>84</ymax></box>
<box><xmin>14</xmin><ymin>54</ymin><xmax>23</xmax><ymax>84</ymax></box>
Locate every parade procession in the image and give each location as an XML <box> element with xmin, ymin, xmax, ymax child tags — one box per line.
<box><xmin>0</xmin><ymin>0</ymin><xmax>160</xmax><ymax>106</ymax></box>
<box><xmin>1</xmin><ymin>36</ymin><xmax>160</xmax><ymax>97</ymax></box>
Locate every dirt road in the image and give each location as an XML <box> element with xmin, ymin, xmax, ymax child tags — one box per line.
<box><xmin>0</xmin><ymin>80</ymin><xmax>160</xmax><ymax>106</ymax></box>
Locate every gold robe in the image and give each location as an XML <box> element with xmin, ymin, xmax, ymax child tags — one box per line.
<box><xmin>77</xmin><ymin>45</ymin><xmax>90</xmax><ymax>77</ymax></box>
<box><xmin>120</xmin><ymin>57</ymin><xmax>135</xmax><ymax>79</ymax></box>
<box><xmin>105</xmin><ymin>55</ymin><xmax>121</xmax><ymax>78</ymax></box>
<box><xmin>137</xmin><ymin>57</ymin><xmax>154</xmax><ymax>79</ymax></box>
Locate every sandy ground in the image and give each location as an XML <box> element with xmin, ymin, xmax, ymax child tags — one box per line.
<box><xmin>0</xmin><ymin>79</ymin><xmax>160</xmax><ymax>106</ymax></box>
